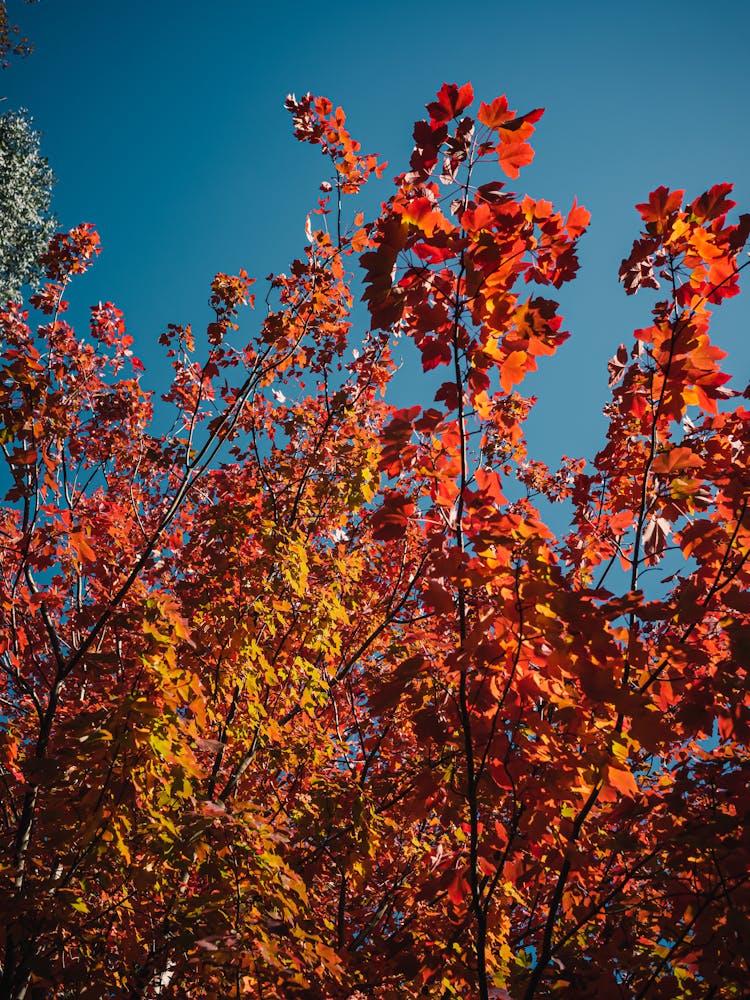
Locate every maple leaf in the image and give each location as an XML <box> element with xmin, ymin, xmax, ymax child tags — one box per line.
<box><xmin>426</xmin><ymin>82</ymin><xmax>474</xmax><ymax>123</ymax></box>
<box><xmin>498</xmin><ymin>106</ymin><xmax>544</xmax><ymax>132</ymax></box>
<box><xmin>651</xmin><ymin>447</ymin><xmax>705</xmax><ymax>475</ymax></box>
<box><xmin>642</xmin><ymin>514</ymin><xmax>671</xmax><ymax>562</ymax></box>
<box><xmin>400</xmin><ymin>196</ymin><xmax>452</xmax><ymax>237</ymax></box>
<box><xmin>477</xmin><ymin>95</ymin><xmax>513</xmax><ymax>129</ymax></box>
<box><xmin>619</xmin><ymin>237</ymin><xmax>666</xmax><ymax>294</ymax></box>
<box><xmin>417</xmin><ymin>334</ymin><xmax>452</xmax><ymax>371</ymax></box>
<box><xmin>689</xmin><ymin>182</ymin><xmax>736</xmax><ymax>223</ymax></box>
<box><xmin>447</xmin><ymin>869</ymin><xmax>469</xmax><ymax>907</ymax></box>
<box><xmin>371</xmin><ymin>490</ymin><xmax>416</xmax><ymax>540</ymax></box>
<box><xmin>608</xmin><ymin>344</ymin><xmax>629</xmax><ymax>387</ymax></box>
<box><xmin>500</xmin><ymin>349</ymin><xmax>529</xmax><ymax>391</ymax></box>
<box><xmin>497</xmin><ymin>135</ymin><xmax>535</xmax><ymax>179</ymax></box>
<box><xmin>606</xmin><ymin>764</ymin><xmax>639</xmax><ymax>799</ymax></box>
<box><xmin>423</xmin><ymin>580</ymin><xmax>455</xmax><ymax>613</ymax></box>
<box><xmin>636</xmin><ymin>185</ymin><xmax>685</xmax><ymax>235</ymax></box>
<box><xmin>566</xmin><ymin>197</ymin><xmax>591</xmax><ymax>238</ymax></box>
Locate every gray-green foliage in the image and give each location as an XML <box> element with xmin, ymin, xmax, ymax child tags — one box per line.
<box><xmin>0</xmin><ymin>107</ymin><xmax>56</xmax><ymax>302</ymax></box>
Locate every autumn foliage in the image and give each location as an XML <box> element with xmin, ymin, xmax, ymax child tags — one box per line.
<box><xmin>1</xmin><ymin>83</ymin><xmax>749</xmax><ymax>999</ymax></box>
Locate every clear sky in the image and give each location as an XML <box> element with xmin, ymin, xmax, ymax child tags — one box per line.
<box><xmin>4</xmin><ymin>0</ymin><xmax>750</xmax><ymax>480</ymax></box>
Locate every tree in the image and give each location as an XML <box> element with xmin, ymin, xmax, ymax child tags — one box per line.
<box><xmin>0</xmin><ymin>83</ymin><xmax>748</xmax><ymax>999</ymax></box>
<box><xmin>0</xmin><ymin>107</ymin><xmax>56</xmax><ymax>303</ymax></box>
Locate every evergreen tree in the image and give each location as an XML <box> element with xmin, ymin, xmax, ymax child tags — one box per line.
<box><xmin>0</xmin><ymin>107</ymin><xmax>55</xmax><ymax>302</ymax></box>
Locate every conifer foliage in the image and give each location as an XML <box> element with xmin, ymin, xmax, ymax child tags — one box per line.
<box><xmin>0</xmin><ymin>107</ymin><xmax>56</xmax><ymax>303</ymax></box>
<box><xmin>0</xmin><ymin>83</ymin><xmax>748</xmax><ymax>999</ymax></box>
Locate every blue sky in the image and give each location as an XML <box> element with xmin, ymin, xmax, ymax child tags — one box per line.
<box><xmin>4</xmin><ymin>0</ymin><xmax>750</xmax><ymax>478</ymax></box>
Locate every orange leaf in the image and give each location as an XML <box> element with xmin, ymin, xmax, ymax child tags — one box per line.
<box><xmin>651</xmin><ymin>447</ymin><xmax>704</xmax><ymax>475</ymax></box>
<box><xmin>400</xmin><ymin>197</ymin><xmax>452</xmax><ymax>237</ymax></box>
<box><xmin>70</xmin><ymin>531</ymin><xmax>96</xmax><ymax>561</ymax></box>
<box><xmin>478</xmin><ymin>95</ymin><xmax>512</xmax><ymax>129</ymax></box>
<box><xmin>474</xmin><ymin>467</ymin><xmax>507</xmax><ymax>504</ymax></box>
<box><xmin>606</xmin><ymin>764</ymin><xmax>639</xmax><ymax>798</ymax></box>
<box><xmin>500</xmin><ymin>349</ymin><xmax>529</xmax><ymax>391</ymax></box>
<box><xmin>567</xmin><ymin>198</ymin><xmax>591</xmax><ymax>238</ymax></box>
<box><xmin>497</xmin><ymin>136</ymin><xmax>535</xmax><ymax>180</ymax></box>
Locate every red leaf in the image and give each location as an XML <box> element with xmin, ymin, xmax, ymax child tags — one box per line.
<box><xmin>608</xmin><ymin>344</ymin><xmax>629</xmax><ymax>387</ymax></box>
<box><xmin>447</xmin><ymin>870</ymin><xmax>468</xmax><ymax>906</ymax></box>
<box><xmin>423</xmin><ymin>580</ymin><xmax>454</xmax><ymax>613</ymax></box>
<box><xmin>689</xmin><ymin>183</ymin><xmax>735</xmax><ymax>223</ymax></box>
<box><xmin>417</xmin><ymin>335</ymin><xmax>452</xmax><ymax>371</ymax></box>
<box><xmin>500</xmin><ymin>107</ymin><xmax>544</xmax><ymax>131</ymax></box>
<box><xmin>426</xmin><ymin>82</ymin><xmax>474</xmax><ymax>124</ymax></box>
<box><xmin>371</xmin><ymin>491</ymin><xmax>416</xmax><ymax>541</ymax></box>
<box><xmin>636</xmin><ymin>186</ymin><xmax>684</xmax><ymax>233</ymax></box>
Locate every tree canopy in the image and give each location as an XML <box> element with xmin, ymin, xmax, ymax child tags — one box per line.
<box><xmin>0</xmin><ymin>82</ymin><xmax>748</xmax><ymax>999</ymax></box>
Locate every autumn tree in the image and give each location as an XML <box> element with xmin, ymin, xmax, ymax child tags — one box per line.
<box><xmin>0</xmin><ymin>83</ymin><xmax>748</xmax><ymax>1000</ymax></box>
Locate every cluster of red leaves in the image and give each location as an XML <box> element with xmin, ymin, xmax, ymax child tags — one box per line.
<box><xmin>0</xmin><ymin>84</ymin><xmax>748</xmax><ymax>1000</ymax></box>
